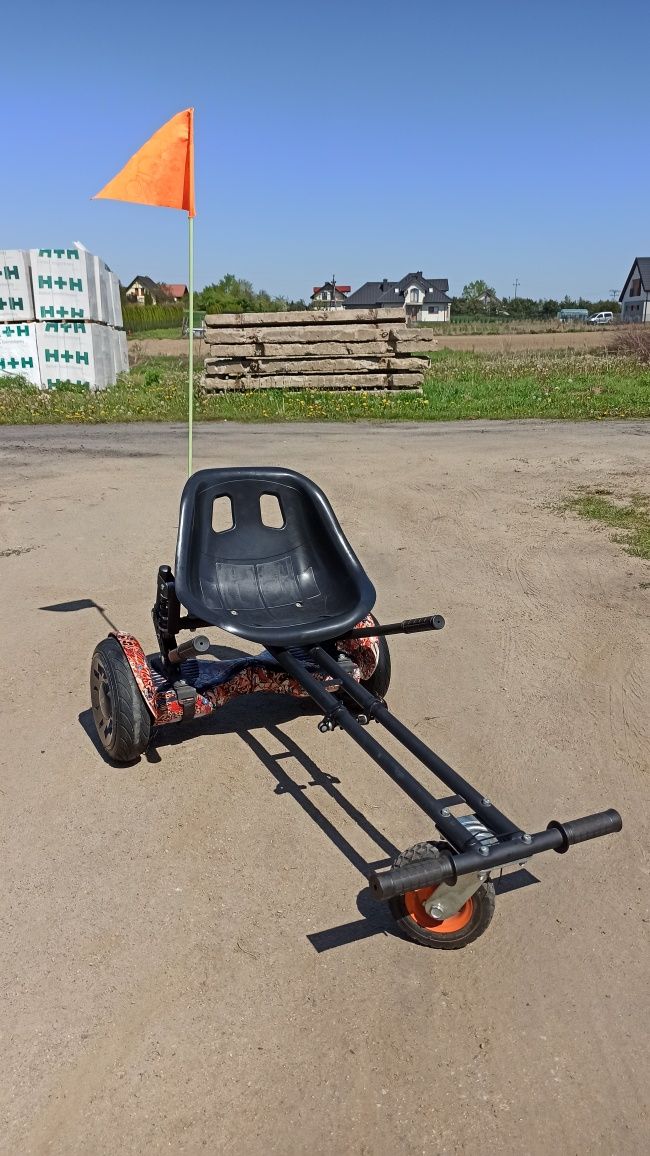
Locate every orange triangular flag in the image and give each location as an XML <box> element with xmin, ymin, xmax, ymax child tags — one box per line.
<box><xmin>94</xmin><ymin>108</ymin><xmax>195</xmax><ymax>217</ymax></box>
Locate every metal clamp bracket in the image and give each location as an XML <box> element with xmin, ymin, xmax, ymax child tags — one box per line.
<box><xmin>423</xmin><ymin>871</ymin><xmax>488</xmax><ymax>920</ymax></box>
<box><xmin>318</xmin><ymin>703</ymin><xmax>345</xmax><ymax>733</ymax></box>
<box><xmin>174</xmin><ymin>680</ymin><xmax>197</xmax><ymax>721</ymax></box>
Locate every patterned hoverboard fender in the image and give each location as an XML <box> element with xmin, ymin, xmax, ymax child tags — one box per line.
<box><xmin>110</xmin><ymin>617</ymin><xmax>380</xmax><ymax>727</ymax></box>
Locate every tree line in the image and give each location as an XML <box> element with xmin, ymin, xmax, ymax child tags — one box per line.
<box><xmin>452</xmin><ymin>280</ymin><xmax>620</xmax><ymax>318</ymax></box>
<box><xmin>123</xmin><ymin>273</ymin><xmax>620</xmax><ymax>320</ymax></box>
<box><xmin>196</xmin><ymin>276</ymin><xmax>620</xmax><ymax>318</ymax></box>
<box><xmin>194</xmin><ymin>274</ymin><xmax>306</xmax><ymax>314</ymax></box>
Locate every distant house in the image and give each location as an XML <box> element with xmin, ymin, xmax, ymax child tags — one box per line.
<box><xmin>311</xmin><ymin>281</ymin><xmax>351</xmax><ymax>309</ymax></box>
<box><xmin>619</xmin><ymin>258</ymin><xmax>650</xmax><ymax>323</ymax></box>
<box><xmin>477</xmin><ymin>290</ymin><xmax>500</xmax><ymax>310</ymax></box>
<box><xmin>344</xmin><ymin>272</ymin><xmax>451</xmax><ymax>322</ymax></box>
<box><xmin>124</xmin><ymin>276</ymin><xmax>186</xmax><ymax>305</ymax></box>
<box><xmin>161</xmin><ymin>283</ymin><xmax>188</xmax><ymax>301</ymax></box>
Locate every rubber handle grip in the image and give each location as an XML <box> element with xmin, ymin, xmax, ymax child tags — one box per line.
<box><xmin>369</xmin><ymin>853</ymin><xmax>456</xmax><ymax>900</ymax></box>
<box><xmin>547</xmin><ymin>808</ymin><xmax>622</xmax><ymax>853</ymax></box>
<box><xmin>403</xmin><ymin>615</ymin><xmax>445</xmax><ymax>633</ymax></box>
<box><xmin>168</xmin><ymin>634</ymin><xmax>210</xmax><ymax>663</ymax></box>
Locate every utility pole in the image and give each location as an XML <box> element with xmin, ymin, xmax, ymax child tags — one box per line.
<box><xmin>513</xmin><ymin>277</ymin><xmax>520</xmax><ymax>299</ymax></box>
<box><xmin>609</xmin><ymin>289</ymin><xmax>618</xmax><ymax>301</ymax></box>
<box><xmin>331</xmin><ymin>273</ymin><xmax>336</xmax><ymax>311</ymax></box>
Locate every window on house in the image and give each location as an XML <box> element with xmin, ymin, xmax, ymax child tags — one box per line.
<box><xmin>428</xmin><ymin>306</ymin><xmax>438</xmax><ymax>314</ymax></box>
<box><xmin>409</xmin><ymin>289</ymin><xmax>418</xmax><ymax>303</ymax></box>
<box><xmin>631</xmin><ymin>279</ymin><xmax>641</xmax><ymax>297</ymax></box>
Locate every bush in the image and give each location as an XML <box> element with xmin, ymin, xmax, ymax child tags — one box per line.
<box><xmin>608</xmin><ymin>326</ymin><xmax>650</xmax><ymax>364</ymax></box>
<box><xmin>122</xmin><ymin>304</ymin><xmax>183</xmax><ymax>334</ymax></box>
<box><xmin>0</xmin><ymin>374</ymin><xmax>35</xmax><ymax>391</ymax></box>
<box><xmin>143</xmin><ymin>366</ymin><xmax>162</xmax><ymax>387</ymax></box>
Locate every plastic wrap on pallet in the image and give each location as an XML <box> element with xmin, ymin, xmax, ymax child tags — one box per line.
<box><xmin>109</xmin><ymin>270</ymin><xmax>123</xmax><ymax>328</ymax></box>
<box><xmin>92</xmin><ymin>254</ymin><xmax>112</xmax><ymax>325</ymax></box>
<box><xmin>116</xmin><ymin>328</ymin><xmax>129</xmax><ymax>374</ymax></box>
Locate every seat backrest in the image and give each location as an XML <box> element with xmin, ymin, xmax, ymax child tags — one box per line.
<box><xmin>174</xmin><ymin>467</ymin><xmax>375</xmax><ymax>643</ymax></box>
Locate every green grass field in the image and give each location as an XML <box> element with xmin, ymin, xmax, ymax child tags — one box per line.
<box><xmin>1</xmin><ymin>349</ymin><xmax>649</xmax><ymax>425</ymax></box>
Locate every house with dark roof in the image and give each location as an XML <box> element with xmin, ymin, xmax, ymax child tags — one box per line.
<box><xmin>619</xmin><ymin>258</ymin><xmax>650</xmax><ymax>323</ymax></box>
<box><xmin>124</xmin><ymin>276</ymin><xmax>186</xmax><ymax>305</ymax></box>
<box><xmin>310</xmin><ymin>281</ymin><xmax>351</xmax><ymax>309</ymax></box>
<box><xmin>344</xmin><ymin>272</ymin><xmax>451</xmax><ymax>322</ymax></box>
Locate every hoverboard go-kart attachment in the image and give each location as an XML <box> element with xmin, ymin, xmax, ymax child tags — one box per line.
<box><xmin>90</xmin><ymin>467</ymin><xmax>622</xmax><ymax>950</ymax></box>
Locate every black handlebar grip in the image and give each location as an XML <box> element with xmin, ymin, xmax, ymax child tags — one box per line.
<box><xmin>369</xmin><ymin>852</ymin><xmax>456</xmax><ymax>900</ymax></box>
<box><xmin>547</xmin><ymin>808</ymin><xmax>622</xmax><ymax>853</ymax></box>
<box><xmin>403</xmin><ymin>615</ymin><xmax>446</xmax><ymax>633</ymax></box>
<box><xmin>168</xmin><ymin>634</ymin><xmax>210</xmax><ymax>664</ymax></box>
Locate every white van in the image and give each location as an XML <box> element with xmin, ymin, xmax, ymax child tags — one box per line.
<box><xmin>588</xmin><ymin>311</ymin><xmax>614</xmax><ymax>324</ymax></box>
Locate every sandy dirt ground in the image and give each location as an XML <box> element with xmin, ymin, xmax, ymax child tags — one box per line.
<box><xmin>130</xmin><ymin>329</ymin><xmax>611</xmax><ymax>360</ymax></box>
<box><xmin>1</xmin><ymin>420</ymin><xmax>648</xmax><ymax>1155</ymax></box>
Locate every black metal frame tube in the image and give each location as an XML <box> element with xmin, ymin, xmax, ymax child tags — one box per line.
<box><xmin>312</xmin><ymin>646</ymin><xmax>520</xmax><ymax>839</ymax></box>
<box><xmin>269</xmin><ymin>647</ymin><xmax>479</xmax><ymax>850</ymax></box>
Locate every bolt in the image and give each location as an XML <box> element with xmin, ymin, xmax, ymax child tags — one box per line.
<box><xmin>481</xmin><ymin>797</ymin><xmax>492</xmax><ymax>806</ymax></box>
<box><xmin>440</xmin><ymin>808</ymin><xmax>450</xmax><ymax>818</ymax></box>
<box><xmin>521</xmin><ymin>832</ymin><xmax>532</xmax><ymax>844</ymax></box>
<box><xmin>478</xmin><ymin>844</ymin><xmax>490</xmax><ymax>856</ymax></box>
<box><xmin>478</xmin><ymin>872</ymin><xmax>488</xmax><ymax>882</ymax></box>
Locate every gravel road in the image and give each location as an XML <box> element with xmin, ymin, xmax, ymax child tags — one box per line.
<box><xmin>1</xmin><ymin>420</ymin><xmax>648</xmax><ymax>1154</ymax></box>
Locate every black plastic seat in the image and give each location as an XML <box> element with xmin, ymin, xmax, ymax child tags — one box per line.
<box><xmin>174</xmin><ymin>467</ymin><xmax>376</xmax><ymax>647</ymax></box>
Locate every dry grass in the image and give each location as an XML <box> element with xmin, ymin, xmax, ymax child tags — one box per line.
<box><xmin>423</xmin><ymin>319</ymin><xmax>593</xmax><ymax>335</ymax></box>
<box><xmin>607</xmin><ymin>326</ymin><xmax>650</xmax><ymax>364</ymax></box>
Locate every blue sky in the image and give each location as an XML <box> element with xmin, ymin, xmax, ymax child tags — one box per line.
<box><xmin>3</xmin><ymin>0</ymin><xmax>646</xmax><ymax>301</ymax></box>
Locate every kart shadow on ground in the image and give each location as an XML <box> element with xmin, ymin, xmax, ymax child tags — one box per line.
<box><xmin>241</xmin><ymin>721</ymin><xmax>401</xmax><ymax>949</ymax></box>
<box><xmin>78</xmin><ymin>687</ymin><xmax>401</xmax><ymax>948</ymax></box>
<box><xmin>80</xmin><ymin>674</ymin><xmax>539</xmax><ymax>955</ymax></box>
